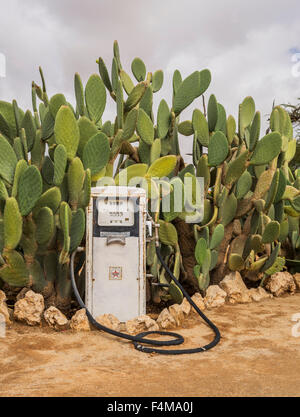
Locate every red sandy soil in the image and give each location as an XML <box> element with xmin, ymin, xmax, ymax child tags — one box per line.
<box><xmin>0</xmin><ymin>293</ymin><xmax>300</xmax><ymax>397</ymax></box>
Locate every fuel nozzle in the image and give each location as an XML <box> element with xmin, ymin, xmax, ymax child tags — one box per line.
<box><xmin>146</xmin><ymin>211</ymin><xmax>160</xmax><ymax>247</ymax></box>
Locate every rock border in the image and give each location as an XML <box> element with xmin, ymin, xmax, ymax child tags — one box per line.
<box><xmin>5</xmin><ymin>271</ymin><xmax>300</xmax><ymax>333</ymax></box>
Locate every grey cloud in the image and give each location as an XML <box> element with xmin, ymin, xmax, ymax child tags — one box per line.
<box><xmin>0</xmin><ymin>0</ymin><xmax>299</xmax><ymax>160</ymax></box>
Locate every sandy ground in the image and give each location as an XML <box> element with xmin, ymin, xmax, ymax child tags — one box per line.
<box><xmin>0</xmin><ymin>293</ymin><xmax>300</xmax><ymax>397</ymax></box>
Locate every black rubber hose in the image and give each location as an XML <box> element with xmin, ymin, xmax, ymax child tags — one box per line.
<box><xmin>70</xmin><ymin>248</ymin><xmax>221</xmax><ymax>355</ymax></box>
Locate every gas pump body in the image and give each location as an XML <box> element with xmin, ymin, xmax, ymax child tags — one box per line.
<box><xmin>85</xmin><ymin>186</ymin><xmax>147</xmax><ymax>322</ymax></box>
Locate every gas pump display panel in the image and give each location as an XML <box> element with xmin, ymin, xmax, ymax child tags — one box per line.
<box><xmin>93</xmin><ymin>197</ymin><xmax>140</xmax><ymax>237</ymax></box>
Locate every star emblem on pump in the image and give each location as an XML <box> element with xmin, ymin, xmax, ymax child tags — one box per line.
<box><xmin>109</xmin><ymin>266</ymin><xmax>122</xmax><ymax>280</ymax></box>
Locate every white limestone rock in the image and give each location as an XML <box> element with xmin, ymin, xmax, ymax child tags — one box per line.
<box><xmin>293</xmin><ymin>273</ymin><xmax>300</xmax><ymax>291</ymax></box>
<box><xmin>265</xmin><ymin>272</ymin><xmax>296</xmax><ymax>297</ymax></box>
<box><xmin>13</xmin><ymin>290</ymin><xmax>44</xmax><ymax>326</ymax></box>
<box><xmin>219</xmin><ymin>271</ymin><xmax>252</xmax><ymax>304</ymax></box>
<box><xmin>180</xmin><ymin>298</ymin><xmax>191</xmax><ymax>316</ymax></box>
<box><xmin>204</xmin><ymin>285</ymin><xmax>227</xmax><ymax>309</ymax></box>
<box><xmin>249</xmin><ymin>287</ymin><xmax>272</xmax><ymax>302</ymax></box>
<box><xmin>44</xmin><ymin>306</ymin><xmax>69</xmax><ymax>331</ymax></box>
<box><xmin>190</xmin><ymin>293</ymin><xmax>205</xmax><ymax>314</ymax></box>
<box><xmin>169</xmin><ymin>304</ymin><xmax>184</xmax><ymax>326</ymax></box>
<box><xmin>0</xmin><ymin>290</ymin><xmax>12</xmax><ymax>326</ymax></box>
<box><xmin>70</xmin><ymin>308</ymin><xmax>91</xmax><ymax>331</ymax></box>
<box><xmin>156</xmin><ymin>308</ymin><xmax>177</xmax><ymax>329</ymax></box>
<box><xmin>126</xmin><ymin>314</ymin><xmax>159</xmax><ymax>334</ymax></box>
<box><xmin>97</xmin><ymin>313</ymin><xmax>121</xmax><ymax>332</ymax></box>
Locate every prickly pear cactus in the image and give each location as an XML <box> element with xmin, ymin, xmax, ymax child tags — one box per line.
<box><xmin>0</xmin><ymin>41</ymin><xmax>298</xmax><ymax>308</ymax></box>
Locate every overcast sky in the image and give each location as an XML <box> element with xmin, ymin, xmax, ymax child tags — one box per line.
<box><xmin>0</xmin><ymin>0</ymin><xmax>299</xmax><ymax>160</ymax></box>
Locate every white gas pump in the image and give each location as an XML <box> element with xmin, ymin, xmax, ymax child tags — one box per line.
<box><xmin>85</xmin><ymin>186</ymin><xmax>147</xmax><ymax>322</ymax></box>
<box><xmin>70</xmin><ymin>184</ymin><xmax>220</xmax><ymax>354</ymax></box>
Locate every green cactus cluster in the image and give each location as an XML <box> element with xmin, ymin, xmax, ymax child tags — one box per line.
<box><xmin>0</xmin><ymin>75</ymin><xmax>92</xmax><ymax>309</ymax></box>
<box><xmin>187</xmin><ymin>100</ymin><xmax>300</xmax><ymax>291</ymax></box>
<box><xmin>0</xmin><ymin>41</ymin><xmax>299</xmax><ymax>308</ymax></box>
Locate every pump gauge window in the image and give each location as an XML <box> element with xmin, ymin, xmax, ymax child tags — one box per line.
<box><xmin>97</xmin><ymin>197</ymin><xmax>135</xmax><ymax>226</ymax></box>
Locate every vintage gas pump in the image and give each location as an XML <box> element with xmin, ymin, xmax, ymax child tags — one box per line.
<box><xmin>85</xmin><ymin>186</ymin><xmax>147</xmax><ymax>322</ymax></box>
<box><xmin>70</xmin><ymin>185</ymin><xmax>220</xmax><ymax>355</ymax></box>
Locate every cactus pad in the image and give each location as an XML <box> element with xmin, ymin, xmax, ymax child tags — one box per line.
<box><xmin>77</xmin><ymin>116</ymin><xmax>98</xmax><ymax>157</ymax></box>
<box><xmin>82</xmin><ymin>132</ymin><xmax>110</xmax><ymax>180</ymax></box>
<box><xmin>137</xmin><ymin>108</ymin><xmax>154</xmax><ymax>145</ymax></box>
<box><xmin>74</xmin><ymin>73</ymin><xmax>85</xmax><ymax>116</ymax></box>
<box><xmin>250</xmin><ymin>132</ymin><xmax>282</xmax><ymax>166</ymax></box>
<box><xmin>146</xmin><ymin>155</ymin><xmax>177</xmax><ymax>178</ymax></box>
<box><xmin>131</xmin><ymin>57</ymin><xmax>146</xmax><ymax>82</ymax></box>
<box><xmin>158</xmin><ymin>220</ymin><xmax>178</xmax><ymax>247</ymax></box>
<box><xmin>122</xmin><ymin>108</ymin><xmax>138</xmax><ymax>141</ymax></box>
<box><xmin>152</xmin><ymin>70</ymin><xmax>164</xmax><ymax>92</ymax></box>
<box><xmin>68</xmin><ymin>157</ymin><xmax>85</xmax><ymax>209</ymax></box>
<box><xmin>85</xmin><ymin>74</ymin><xmax>106</xmax><ymax>123</ymax></box>
<box><xmin>49</xmin><ymin>94</ymin><xmax>67</xmax><ymax>119</ymax></box>
<box><xmin>115</xmin><ymin>163</ymin><xmax>148</xmax><ymax>186</ymax></box>
<box><xmin>239</xmin><ymin>96</ymin><xmax>255</xmax><ymax>137</ymax></box>
<box><xmin>124</xmin><ymin>82</ymin><xmax>147</xmax><ymax>112</ymax></box>
<box><xmin>173</xmin><ymin>71</ymin><xmax>200</xmax><ymax>115</ymax></box>
<box><xmin>236</xmin><ymin>170</ymin><xmax>252</xmax><ymax>199</ymax></box>
<box><xmin>54</xmin><ymin>106</ymin><xmax>79</xmax><ymax>160</ymax></box>
<box><xmin>0</xmin><ymin>134</ymin><xmax>17</xmax><ymax>184</ymax></box>
<box><xmin>178</xmin><ymin>120</ymin><xmax>193</xmax><ymax>136</ymax></box>
<box><xmin>228</xmin><ymin>253</ymin><xmax>245</xmax><ymax>271</ymax></box>
<box><xmin>210</xmin><ymin>224</ymin><xmax>224</xmax><ymax>249</ymax></box>
<box><xmin>70</xmin><ymin>209</ymin><xmax>85</xmax><ymax>253</ymax></box>
<box><xmin>35</xmin><ymin>207</ymin><xmax>54</xmax><ymax>245</ymax></box>
<box><xmin>0</xmin><ymin>249</ymin><xmax>29</xmax><ymax>287</ymax></box>
<box><xmin>208</xmin><ymin>131</ymin><xmax>229</xmax><ymax>166</ymax></box>
<box><xmin>207</xmin><ymin>95</ymin><xmax>219</xmax><ymax>132</ymax></box>
<box><xmin>4</xmin><ymin>197</ymin><xmax>22</xmax><ymax>250</ymax></box>
<box><xmin>34</xmin><ymin>187</ymin><xmax>61</xmax><ymax>215</ymax></box>
<box><xmin>225</xmin><ymin>151</ymin><xmax>249</xmax><ymax>186</ymax></box>
<box><xmin>17</xmin><ymin>165</ymin><xmax>43</xmax><ymax>215</ymax></box>
<box><xmin>193</xmin><ymin>109</ymin><xmax>209</xmax><ymax>147</ymax></box>
<box><xmin>53</xmin><ymin>144</ymin><xmax>67</xmax><ymax>186</ymax></box>
<box><xmin>261</xmin><ymin>221</ymin><xmax>280</xmax><ymax>244</ymax></box>
<box><xmin>195</xmin><ymin>238</ymin><xmax>207</xmax><ymax>265</ymax></box>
